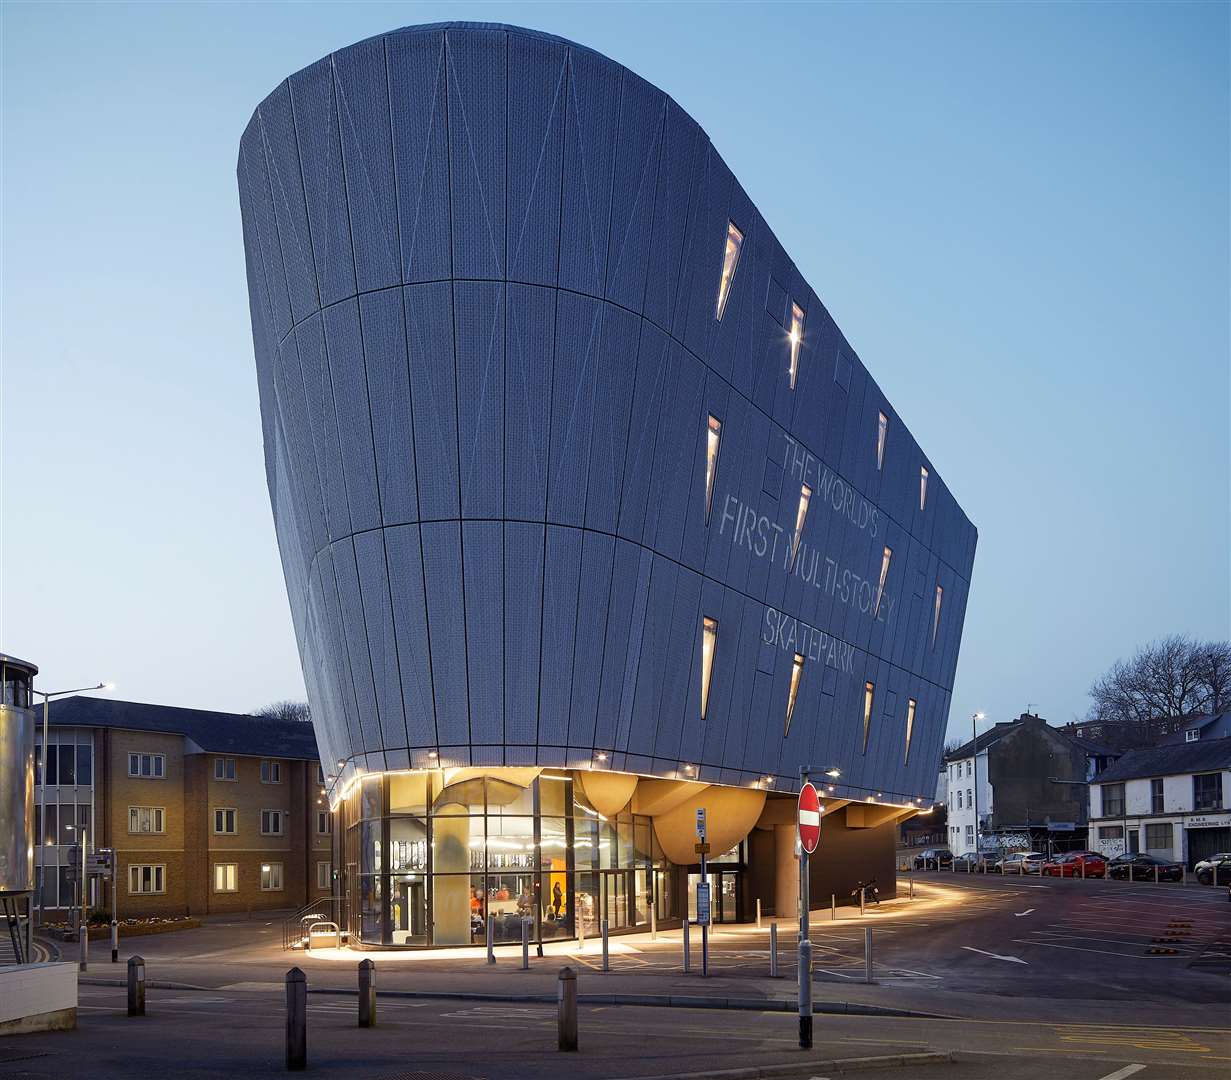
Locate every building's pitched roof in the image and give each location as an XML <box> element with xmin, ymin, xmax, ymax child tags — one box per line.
<box><xmin>45</xmin><ymin>696</ymin><xmax>321</xmax><ymax>760</ymax></box>
<box><xmin>1091</xmin><ymin>736</ymin><xmax>1231</xmax><ymax>784</ymax></box>
<box><xmin>1067</xmin><ymin>734</ymin><xmax>1122</xmax><ymax>758</ymax></box>
<box><xmin>943</xmin><ymin>722</ymin><xmax>1017</xmax><ymax>762</ymax></box>
<box><xmin>1160</xmin><ymin>712</ymin><xmax>1231</xmax><ymax>745</ymax></box>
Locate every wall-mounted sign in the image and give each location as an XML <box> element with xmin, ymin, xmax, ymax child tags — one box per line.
<box><xmin>1187</xmin><ymin>814</ymin><xmax>1231</xmax><ymax>829</ymax></box>
<box><xmin>695</xmin><ymin>881</ymin><xmax>711</xmax><ymax>926</ymax></box>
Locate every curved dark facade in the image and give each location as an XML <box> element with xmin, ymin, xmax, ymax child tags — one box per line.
<box><xmin>238</xmin><ymin>22</ymin><xmax>977</xmax><ymax>811</ymax></box>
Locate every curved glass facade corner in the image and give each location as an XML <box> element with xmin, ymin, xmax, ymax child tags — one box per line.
<box><xmin>340</xmin><ymin>767</ymin><xmax>717</xmax><ymax>947</ymax></box>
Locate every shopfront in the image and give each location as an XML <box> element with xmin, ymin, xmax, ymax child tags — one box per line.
<box><xmin>338</xmin><ymin>768</ymin><xmax>666</xmax><ymax>948</ymax></box>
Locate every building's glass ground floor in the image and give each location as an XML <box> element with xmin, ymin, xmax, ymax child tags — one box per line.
<box><xmin>336</xmin><ymin>767</ymin><xmax>746</xmax><ymax>948</ymax></box>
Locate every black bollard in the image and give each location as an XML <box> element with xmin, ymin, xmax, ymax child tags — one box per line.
<box><xmin>358</xmin><ymin>958</ymin><xmax>375</xmax><ymax>1028</ymax></box>
<box><xmin>127</xmin><ymin>955</ymin><xmax>145</xmax><ymax>1016</ymax></box>
<box><xmin>286</xmin><ymin>967</ymin><xmax>307</xmax><ymax>1071</ymax></box>
<box><xmin>557</xmin><ymin>966</ymin><xmax>578</xmax><ymax>1051</ymax></box>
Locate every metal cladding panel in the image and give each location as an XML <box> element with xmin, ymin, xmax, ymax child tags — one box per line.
<box><xmin>242</xmin><ymin>23</ymin><xmax>975</xmax><ymax>807</ymax></box>
<box><xmin>334</xmin><ymin>37</ymin><xmax>401</xmax><ymax>292</ymax></box>
<box><xmin>455</xmin><ymin>281</ymin><xmax>505</xmax><ymax>519</ymax></box>
<box><xmin>387</xmin><ymin>29</ymin><xmax>452</xmax><ymax>283</ymax></box>
<box><xmin>559</xmin><ymin>46</ymin><xmax>619</xmax><ymax>297</ymax></box>
<box><xmin>507</xmin><ymin>33</ymin><xmax>566</xmax><ymax>287</ymax></box>
<box><xmin>503</xmin><ymin>522</ymin><xmax>543</xmax><ymax>745</ymax></box>
<box><xmin>505</xmin><ymin>284</ymin><xmax>554</xmax><ymax>520</ymax></box>
<box><xmin>354</xmin><ymin>530</ymin><xmax>409</xmax><ymax>751</ymax></box>
<box><xmin>289</xmin><ymin>58</ymin><xmax>356</xmax><ymax>307</ymax></box>
<box><xmin>359</xmin><ymin>290</ymin><xmax>418</xmax><ymax>528</ymax></box>
<box><xmin>322</xmin><ymin>298</ymin><xmax>381</xmax><ymax>533</ymax></box>
<box><xmin>462</xmin><ymin>521</ymin><xmax>504</xmax><ymax>745</ymax></box>
<box><xmin>539</xmin><ymin>525</ymin><xmax>583</xmax><ymax>747</ymax></box>
<box><xmin>421</xmin><ymin>520</ymin><xmax>470</xmax><ymax>745</ymax></box>
<box><xmin>257</xmin><ymin>84</ymin><xmax>319</xmax><ymax>322</ymax></box>
<box><xmin>446</xmin><ymin>28</ymin><xmax>506</xmax><ymax>281</ymax></box>
<box><xmin>383</xmin><ymin>524</ymin><xmax>437</xmax><ymax>747</ymax></box>
<box><xmin>404</xmin><ymin>282</ymin><xmax>459</xmax><ymax>520</ymax></box>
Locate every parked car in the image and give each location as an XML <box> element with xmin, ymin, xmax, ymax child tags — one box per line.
<box><xmin>952</xmin><ymin>853</ymin><xmax>993</xmax><ymax>873</ymax></box>
<box><xmin>1107</xmin><ymin>853</ymin><xmax>1184</xmax><ymax>882</ymax></box>
<box><xmin>1193</xmin><ymin>853</ymin><xmax>1231</xmax><ymax>886</ymax></box>
<box><xmin>1041</xmin><ymin>852</ymin><xmax>1106</xmax><ymax>878</ymax></box>
<box><xmin>912</xmin><ymin>848</ymin><xmax>953</xmax><ymax>870</ymax></box>
<box><xmin>994</xmin><ymin>852</ymin><xmax>1046</xmax><ymax>875</ymax></box>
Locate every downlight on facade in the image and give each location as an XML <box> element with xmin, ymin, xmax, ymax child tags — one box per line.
<box><xmin>239</xmin><ymin>22</ymin><xmax>976</xmax><ymax>948</ymax></box>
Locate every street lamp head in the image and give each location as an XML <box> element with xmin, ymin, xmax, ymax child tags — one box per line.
<box><xmin>973</xmin><ymin>712</ymin><xmax>985</xmax><ymax>721</ymax></box>
<box><xmin>824</xmin><ymin>767</ymin><xmax>842</xmax><ymax>779</ymax></box>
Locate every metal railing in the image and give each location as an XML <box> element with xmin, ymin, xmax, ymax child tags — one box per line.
<box><xmin>282</xmin><ymin>897</ymin><xmax>349</xmax><ymax>951</ymax></box>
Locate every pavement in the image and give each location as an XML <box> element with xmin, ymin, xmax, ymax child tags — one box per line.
<box><xmin>3</xmin><ymin>873</ymin><xmax>1228</xmax><ymax>1078</ymax></box>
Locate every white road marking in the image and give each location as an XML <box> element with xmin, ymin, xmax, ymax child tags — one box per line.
<box><xmin>1014</xmin><ymin>909</ymin><xmax>1035</xmax><ymax>917</ymax></box>
<box><xmin>1096</xmin><ymin>1066</ymin><xmax>1147</xmax><ymax>1080</ymax></box>
<box><xmin>1013</xmin><ymin>939</ymin><xmax>1179</xmax><ymax>960</ymax></box>
<box><xmin>961</xmin><ymin>945</ymin><xmax>1027</xmax><ymax>964</ymax></box>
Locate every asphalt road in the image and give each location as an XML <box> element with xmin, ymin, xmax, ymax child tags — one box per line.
<box><xmin>9</xmin><ymin>874</ymin><xmax>1227</xmax><ymax>1079</ymax></box>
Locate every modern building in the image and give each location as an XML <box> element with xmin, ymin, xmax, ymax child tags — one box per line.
<box><xmin>238</xmin><ymin>22</ymin><xmax>977</xmax><ymax>947</ymax></box>
<box><xmin>942</xmin><ymin>714</ymin><xmax>1094</xmax><ymax>855</ymax></box>
<box><xmin>1088</xmin><ymin>736</ymin><xmax>1231</xmax><ymax>867</ymax></box>
<box><xmin>34</xmin><ymin>697</ymin><xmax>332</xmax><ymax>922</ymax></box>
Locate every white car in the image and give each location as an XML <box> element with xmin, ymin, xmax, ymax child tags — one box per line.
<box><xmin>995</xmin><ymin>852</ymin><xmax>1046</xmax><ymax>875</ymax></box>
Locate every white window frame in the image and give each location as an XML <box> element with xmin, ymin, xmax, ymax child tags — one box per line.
<box><xmin>214</xmin><ymin>757</ymin><xmax>237</xmax><ymax>782</ymax></box>
<box><xmin>260</xmin><ymin>760</ymin><xmax>282</xmax><ymax>784</ymax></box>
<box><xmin>128</xmin><ymin>753</ymin><xmax>166</xmax><ymax>779</ymax></box>
<box><xmin>128</xmin><ymin>864</ymin><xmax>166</xmax><ymax>895</ymax></box>
<box><xmin>316</xmin><ymin>811</ymin><xmax>332</xmax><ymax>835</ymax></box>
<box><xmin>260</xmin><ymin>862</ymin><xmax>284</xmax><ymax>891</ymax></box>
<box><xmin>316</xmin><ymin>861</ymin><xmax>331</xmax><ymax>890</ymax></box>
<box><xmin>261</xmin><ymin>809</ymin><xmax>284</xmax><ymax>836</ymax></box>
<box><xmin>213</xmin><ymin>863</ymin><xmax>238</xmax><ymax>893</ymax></box>
<box><xmin>214</xmin><ymin>808</ymin><xmax>237</xmax><ymax>835</ymax></box>
<box><xmin>1185</xmin><ymin>728</ymin><xmax>1199</xmax><ymax>742</ymax></box>
<box><xmin>127</xmin><ymin>806</ymin><xmax>165</xmax><ymax>834</ymax></box>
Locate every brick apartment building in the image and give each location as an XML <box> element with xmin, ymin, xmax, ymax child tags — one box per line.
<box><xmin>34</xmin><ymin>696</ymin><xmax>332</xmax><ymax>922</ymax></box>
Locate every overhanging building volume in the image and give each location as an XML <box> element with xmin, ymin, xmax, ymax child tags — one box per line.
<box><xmin>239</xmin><ymin>22</ymin><xmax>977</xmax><ymax>947</ymax></box>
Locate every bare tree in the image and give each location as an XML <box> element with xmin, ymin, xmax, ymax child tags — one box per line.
<box><xmin>1087</xmin><ymin>635</ymin><xmax>1231</xmax><ymax>741</ymax></box>
<box><xmin>253</xmin><ymin>700</ymin><xmax>312</xmax><ymax>723</ymax></box>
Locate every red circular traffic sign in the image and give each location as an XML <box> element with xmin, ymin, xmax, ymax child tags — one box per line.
<box><xmin>798</xmin><ymin>782</ymin><xmax>821</xmax><ymax>854</ymax></box>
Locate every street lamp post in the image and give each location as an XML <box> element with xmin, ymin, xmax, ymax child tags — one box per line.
<box><xmin>971</xmin><ymin>713</ymin><xmax>985</xmax><ymax>861</ymax></box>
<box><xmin>33</xmin><ymin>683</ymin><xmax>111</xmax><ymax>929</ymax></box>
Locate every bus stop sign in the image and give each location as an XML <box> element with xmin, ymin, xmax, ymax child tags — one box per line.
<box><xmin>798</xmin><ymin>782</ymin><xmax>821</xmax><ymax>854</ymax></box>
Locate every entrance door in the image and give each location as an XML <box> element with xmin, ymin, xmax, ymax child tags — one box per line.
<box><xmin>602</xmin><ymin>870</ymin><xmax>632</xmax><ymax>930</ymax></box>
<box><xmin>716</xmin><ymin>871</ymin><xmax>739</xmax><ymax>923</ymax></box>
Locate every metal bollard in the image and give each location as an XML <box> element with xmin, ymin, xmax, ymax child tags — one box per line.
<box><xmin>111</xmin><ymin>919</ymin><xmax>119</xmax><ymax>963</ymax></box>
<box><xmin>798</xmin><ymin>936</ymin><xmax>813</xmax><ymax>1049</ymax></box>
<box><xmin>650</xmin><ymin>902</ymin><xmax>657</xmax><ymax>941</ymax></box>
<box><xmin>578</xmin><ymin>912</ymin><xmax>585</xmax><ymax>951</ymax></box>
<box><xmin>358</xmin><ymin>958</ymin><xmax>375</xmax><ymax>1028</ymax></box>
<box><xmin>79</xmin><ymin>923</ymin><xmax>88</xmax><ymax>972</ymax></box>
<box><xmin>521</xmin><ymin>917</ymin><xmax>531</xmax><ymax>971</ymax></box>
<box><xmin>860</xmin><ymin>887</ymin><xmax>866</xmax><ymax>918</ymax></box>
<box><xmin>756</xmin><ymin>898</ymin><xmax>762</xmax><ymax>929</ymax></box>
<box><xmin>864</xmin><ymin>927</ymin><xmax>875</xmax><ymax>984</ymax></box>
<box><xmin>831</xmin><ymin>893</ymin><xmax>836</xmax><ymax>921</ymax></box>
<box><xmin>127</xmin><ymin>955</ymin><xmax>145</xmax><ymax>1017</ymax></box>
<box><xmin>557</xmin><ymin>966</ymin><xmax>578</xmax><ymax>1051</ymax></box>
<box><xmin>286</xmin><ymin>967</ymin><xmax>307</xmax><ymax>1071</ymax></box>
<box><xmin>769</xmin><ymin>922</ymin><xmax>780</xmax><ymax>978</ymax></box>
<box><xmin>909</xmin><ymin>873</ymin><xmax>914</xmax><ymax>899</ymax></box>
<box><xmin>1081</xmin><ymin>859</ymin><xmax>1085</xmax><ymax>881</ymax></box>
<box><xmin>682</xmin><ymin>918</ymin><xmax>691</xmax><ymax>972</ymax></box>
<box><xmin>486</xmin><ymin>913</ymin><xmax>496</xmax><ymax>964</ymax></box>
<box><xmin>1155</xmin><ymin>865</ymin><xmax>1159</xmax><ymax>885</ymax></box>
<box><xmin>601</xmin><ymin>918</ymin><xmax>609</xmax><ymax>972</ymax></box>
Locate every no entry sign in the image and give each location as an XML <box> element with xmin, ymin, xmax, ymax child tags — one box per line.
<box><xmin>798</xmin><ymin>782</ymin><xmax>821</xmax><ymax>854</ymax></box>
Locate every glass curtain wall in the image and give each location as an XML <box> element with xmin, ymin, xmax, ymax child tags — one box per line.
<box><xmin>341</xmin><ymin>770</ymin><xmax>661</xmax><ymax>948</ymax></box>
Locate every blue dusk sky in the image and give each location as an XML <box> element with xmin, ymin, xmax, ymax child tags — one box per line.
<box><xmin>2</xmin><ymin>2</ymin><xmax>1227</xmax><ymax>744</ymax></box>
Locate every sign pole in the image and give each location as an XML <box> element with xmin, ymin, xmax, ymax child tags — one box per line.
<box><xmin>695</xmin><ymin>807</ymin><xmax>709</xmax><ymax>978</ymax></box>
<box><xmin>798</xmin><ymin>768</ymin><xmax>813</xmax><ymax>1051</ymax></box>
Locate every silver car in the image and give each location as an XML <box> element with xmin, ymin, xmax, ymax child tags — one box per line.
<box><xmin>995</xmin><ymin>852</ymin><xmax>1046</xmax><ymax>875</ymax></box>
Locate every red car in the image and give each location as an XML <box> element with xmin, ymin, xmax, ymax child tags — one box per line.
<box><xmin>1041</xmin><ymin>851</ymin><xmax>1106</xmax><ymax>878</ymax></box>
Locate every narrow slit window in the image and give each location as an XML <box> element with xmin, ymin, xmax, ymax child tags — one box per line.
<box><xmin>785</xmin><ymin>653</ymin><xmax>805</xmax><ymax>736</ymax></box>
<box><xmin>920</xmin><ymin>466</ymin><xmax>929</xmax><ymax>510</ymax></box>
<box><xmin>862</xmin><ymin>681</ymin><xmax>875</xmax><ymax>754</ymax></box>
<box><xmin>705</xmin><ymin>415</ymin><xmax>722</xmax><ymax>523</ymax></box>
<box><xmin>715</xmin><ymin>221</ymin><xmax>743</xmax><ymax>320</ymax></box>
<box><xmin>932</xmin><ymin>585</ymin><xmax>944</xmax><ymax>647</ymax></box>
<box><xmin>788</xmin><ymin>302</ymin><xmax>805</xmax><ymax>389</ymax></box>
<box><xmin>790</xmin><ymin>484</ymin><xmax>812</xmax><ymax>569</ymax></box>
<box><xmin>700</xmin><ymin>616</ymin><xmax>719</xmax><ymax>720</ymax></box>
<box><xmin>904</xmin><ymin>699</ymin><xmax>917</xmax><ymax>764</ymax></box>
<box><xmin>876</xmin><ymin>412</ymin><xmax>888</xmax><ymax>471</ymax></box>
<box><xmin>874</xmin><ymin>545</ymin><xmax>892</xmax><ymax>617</ymax></box>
